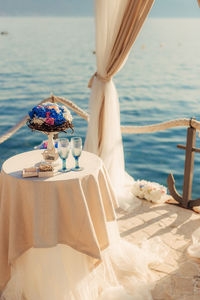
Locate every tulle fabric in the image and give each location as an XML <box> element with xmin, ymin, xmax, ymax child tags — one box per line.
<box><xmin>84</xmin><ymin>0</ymin><xmax>155</xmax><ymax>211</ymax></box>
<box><xmin>84</xmin><ymin>0</ymin><xmax>141</xmax><ymax>209</ymax></box>
<box><xmin>1</xmin><ymin>222</ymin><xmax>167</xmax><ymax>300</ymax></box>
<box><xmin>188</xmin><ymin>227</ymin><xmax>200</xmax><ymax>258</ymax></box>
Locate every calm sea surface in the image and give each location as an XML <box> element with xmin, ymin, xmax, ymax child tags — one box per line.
<box><xmin>0</xmin><ymin>17</ymin><xmax>200</xmax><ymax>197</ymax></box>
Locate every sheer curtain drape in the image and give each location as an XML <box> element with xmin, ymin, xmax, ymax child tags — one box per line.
<box><xmin>85</xmin><ymin>0</ymin><xmax>154</xmax><ymax>208</ymax></box>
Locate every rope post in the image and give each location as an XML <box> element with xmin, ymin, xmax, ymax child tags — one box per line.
<box><xmin>182</xmin><ymin>124</ymin><xmax>196</xmax><ymax>208</ymax></box>
<box><xmin>51</xmin><ymin>95</ymin><xmax>55</xmax><ymax>103</ymax></box>
<box><xmin>167</xmin><ymin>117</ymin><xmax>200</xmax><ymax>210</ymax></box>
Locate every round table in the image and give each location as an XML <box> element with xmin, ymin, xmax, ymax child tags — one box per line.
<box><xmin>0</xmin><ymin>150</ymin><xmax>118</xmax><ymax>300</ymax></box>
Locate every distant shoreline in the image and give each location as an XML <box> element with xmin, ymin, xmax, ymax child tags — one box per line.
<box><xmin>0</xmin><ymin>15</ymin><xmax>200</xmax><ymax>19</ymax></box>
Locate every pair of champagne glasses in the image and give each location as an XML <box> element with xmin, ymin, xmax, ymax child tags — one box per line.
<box><xmin>57</xmin><ymin>137</ymin><xmax>83</xmax><ymax>173</ymax></box>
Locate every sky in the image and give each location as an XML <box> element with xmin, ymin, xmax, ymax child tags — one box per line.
<box><xmin>0</xmin><ymin>0</ymin><xmax>199</xmax><ymax>18</ymax></box>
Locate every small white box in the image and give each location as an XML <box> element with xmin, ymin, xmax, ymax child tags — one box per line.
<box><xmin>22</xmin><ymin>169</ymin><xmax>38</xmax><ymax>178</ymax></box>
<box><xmin>38</xmin><ymin>171</ymin><xmax>54</xmax><ymax>178</ymax></box>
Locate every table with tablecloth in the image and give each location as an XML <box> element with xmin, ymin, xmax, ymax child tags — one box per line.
<box><xmin>0</xmin><ymin>149</ymin><xmax>159</xmax><ymax>300</ymax></box>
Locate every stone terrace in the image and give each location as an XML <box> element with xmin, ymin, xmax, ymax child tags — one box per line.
<box><xmin>117</xmin><ymin>201</ymin><xmax>200</xmax><ymax>300</ymax></box>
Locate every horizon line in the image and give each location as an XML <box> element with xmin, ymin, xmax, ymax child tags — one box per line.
<box><xmin>0</xmin><ymin>15</ymin><xmax>200</xmax><ymax>19</ymax></box>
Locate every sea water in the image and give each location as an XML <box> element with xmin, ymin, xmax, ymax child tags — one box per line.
<box><xmin>0</xmin><ymin>17</ymin><xmax>200</xmax><ymax>198</ymax></box>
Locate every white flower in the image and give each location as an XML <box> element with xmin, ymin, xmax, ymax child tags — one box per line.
<box><xmin>32</xmin><ymin>117</ymin><xmax>45</xmax><ymax>125</ymax></box>
<box><xmin>43</xmin><ymin>102</ymin><xmax>52</xmax><ymax>106</ymax></box>
<box><xmin>63</xmin><ymin>110</ymin><xmax>73</xmax><ymax>122</ymax></box>
<box><xmin>132</xmin><ymin>180</ymin><xmax>167</xmax><ymax>204</ymax></box>
<box><xmin>62</xmin><ymin>106</ymin><xmax>68</xmax><ymax>112</ymax></box>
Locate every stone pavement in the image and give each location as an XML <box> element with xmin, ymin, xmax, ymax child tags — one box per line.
<box><xmin>117</xmin><ymin>201</ymin><xmax>200</xmax><ymax>300</ymax></box>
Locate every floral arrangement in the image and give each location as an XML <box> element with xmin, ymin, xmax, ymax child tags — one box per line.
<box><xmin>27</xmin><ymin>102</ymin><xmax>73</xmax><ymax>133</ymax></box>
<box><xmin>132</xmin><ymin>180</ymin><xmax>168</xmax><ymax>204</ymax></box>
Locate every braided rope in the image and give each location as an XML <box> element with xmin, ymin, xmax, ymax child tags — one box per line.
<box><xmin>120</xmin><ymin>119</ymin><xmax>200</xmax><ymax>134</ymax></box>
<box><xmin>0</xmin><ymin>116</ymin><xmax>28</xmax><ymax>144</ymax></box>
<box><xmin>50</xmin><ymin>96</ymin><xmax>89</xmax><ymax>121</ymax></box>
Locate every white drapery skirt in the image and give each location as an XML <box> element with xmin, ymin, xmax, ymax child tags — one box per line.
<box><xmin>2</xmin><ymin>222</ymin><xmax>165</xmax><ymax>300</ymax></box>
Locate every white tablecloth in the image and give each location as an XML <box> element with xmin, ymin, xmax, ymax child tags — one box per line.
<box><xmin>0</xmin><ymin>150</ymin><xmax>160</xmax><ymax>300</ymax></box>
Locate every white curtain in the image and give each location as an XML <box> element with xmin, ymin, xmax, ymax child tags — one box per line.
<box><xmin>85</xmin><ymin>0</ymin><xmax>129</xmax><ymax>189</ymax></box>
<box><xmin>85</xmin><ymin>0</ymin><xmax>154</xmax><ymax>209</ymax></box>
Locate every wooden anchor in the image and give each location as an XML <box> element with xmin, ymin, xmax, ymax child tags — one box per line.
<box><xmin>167</xmin><ymin>118</ymin><xmax>200</xmax><ymax>209</ymax></box>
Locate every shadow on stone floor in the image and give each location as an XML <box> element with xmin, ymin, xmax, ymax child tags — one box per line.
<box><xmin>117</xmin><ymin>201</ymin><xmax>200</xmax><ymax>300</ymax></box>
<box><xmin>117</xmin><ymin>201</ymin><xmax>200</xmax><ymax>242</ymax></box>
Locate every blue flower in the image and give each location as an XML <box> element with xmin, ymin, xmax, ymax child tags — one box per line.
<box><xmin>36</xmin><ymin>107</ymin><xmax>46</xmax><ymax>118</ymax></box>
<box><xmin>29</xmin><ymin>110</ymin><xmax>34</xmax><ymax>119</ymax></box>
<box><xmin>49</xmin><ymin>109</ymin><xmax>57</xmax><ymax>118</ymax></box>
<box><xmin>54</xmin><ymin>113</ymin><xmax>65</xmax><ymax>125</ymax></box>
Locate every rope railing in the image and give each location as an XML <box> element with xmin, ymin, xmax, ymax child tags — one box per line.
<box><xmin>47</xmin><ymin>96</ymin><xmax>89</xmax><ymax>122</ymax></box>
<box><xmin>121</xmin><ymin>118</ymin><xmax>200</xmax><ymax>134</ymax></box>
<box><xmin>1</xmin><ymin>95</ymin><xmax>200</xmax><ymax>144</ymax></box>
<box><xmin>120</xmin><ymin>119</ymin><xmax>200</xmax><ymax>134</ymax></box>
<box><xmin>0</xmin><ymin>115</ymin><xmax>29</xmax><ymax>145</ymax></box>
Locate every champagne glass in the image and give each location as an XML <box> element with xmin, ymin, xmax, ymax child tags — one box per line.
<box><xmin>58</xmin><ymin>138</ymin><xmax>70</xmax><ymax>172</ymax></box>
<box><xmin>71</xmin><ymin>137</ymin><xmax>83</xmax><ymax>171</ymax></box>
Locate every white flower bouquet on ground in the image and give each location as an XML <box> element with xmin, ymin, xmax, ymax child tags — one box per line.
<box><xmin>132</xmin><ymin>179</ymin><xmax>168</xmax><ymax>204</ymax></box>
